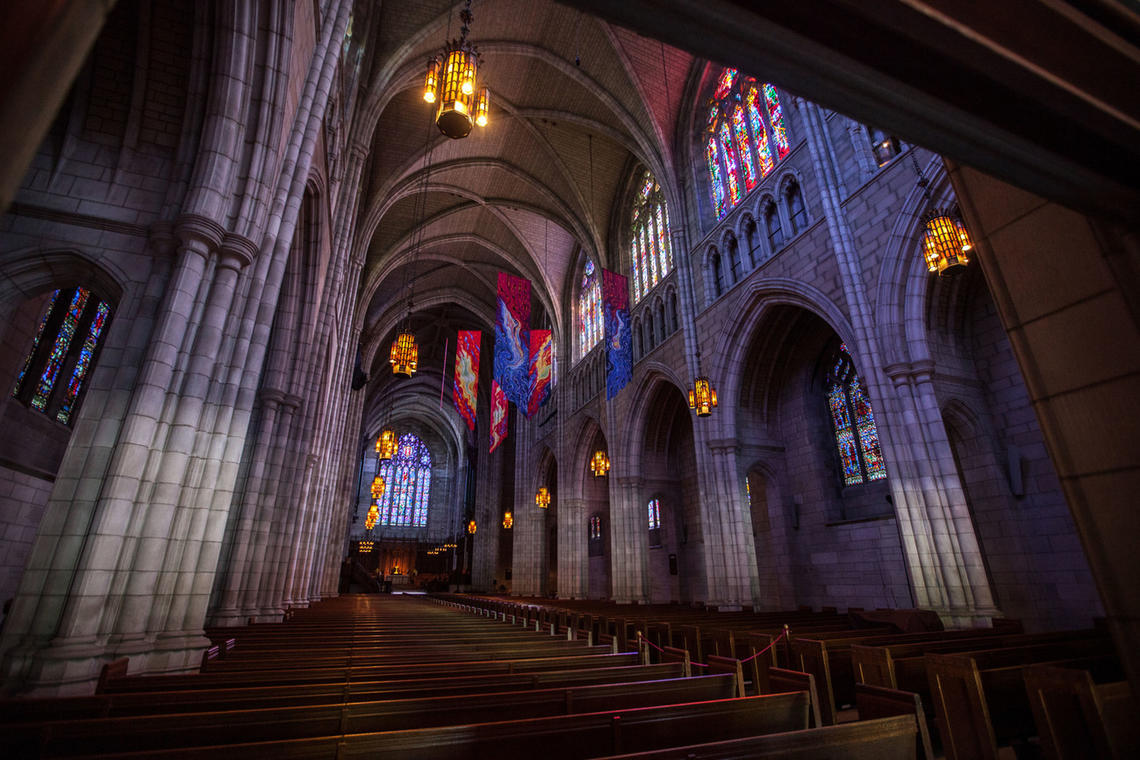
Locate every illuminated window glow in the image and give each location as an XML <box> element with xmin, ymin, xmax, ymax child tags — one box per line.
<box><xmin>376</xmin><ymin>433</ymin><xmax>432</xmax><ymax>527</ymax></box>
<box><xmin>629</xmin><ymin>170</ymin><xmax>674</xmax><ymax>304</ymax></box>
<box><xmin>826</xmin><ymin>343</ymin><xmax>887</xmax><ymax>486</ymax></box>
<box><xmin>578</xmin><ymin>259</ymin><xmax>603</xmax><ymax>359</ymax></box>
<box><xmin>647</xmin><ymin>498</ymin><xmax>661</xmax><ymax>530</ymax></box>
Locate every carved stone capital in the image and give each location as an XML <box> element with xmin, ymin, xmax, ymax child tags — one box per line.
<box><xmin>706</xmin><ymin>437</ymin><xmax>740</xmax><ymax>454</ymax></box>
<box><xmin>217</xmin><ymin>233</ymin><xmax>258</xmax><ymax>271</ymax></box>
<box><xmin>260</xmin><ymin>387</ymin><xmax>288</xmax><ymax>407</ymax></box>
<box><xmin>174</xmin><ymin>213</ymin><xmax>225</xmax><ymax>256</ymax></box>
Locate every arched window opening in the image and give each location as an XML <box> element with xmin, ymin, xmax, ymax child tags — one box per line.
<box><xmin>633</xmin><ymin>317</ymin><xmax>643</xmax><ymax>359</ymax></box>
<box><xmin>705</xmin><ymin>68</ymin><xmax>791</xmax><ymax>220</ymax></box>
<box><xmin>657</xmin><ymin>301</ymin><xmax>667</xmax><ymax>338</ymax></box>
<box><xmin>376</xmin><ymin>433</ymin><xmax>432</xmax><ymax>527</ymax></box>
<box><xmin>647</xmin><ymin>315</ymin><xmax>656</xmax><ymax>349</ymax></box>
<box><xmin>642</xmin><ymin>320</ymin><xmax>651</xmax><ymax>356</ymax></box>
<box><xmin>630</xmin><ymin>170</ymin><xmax>673</xmax><ymax>303</ymax></box>
<box><xmin>648</xmin><ymin>498</ymin><xmax>662</xmax><ymax>548</ymax></box>
<box><xmin>588</xmin><ymin>513</ymin><xmax>604</xmax><ymax>556</ymax></box>
<box><xmin>744</xmin><ymin>218</ymin><xmax>758</xmax><ymax>266</ymax></box>
<box><xmin>577</xmin><ymin>259</ymin><xmax>602</xmax><ymax>360</ymax></box>
<box><xmin>668</xmin><ymin>292</ymin><xmax>679</xmax><ymax>333</ymax></box>
<box><xmin>728</xmin><ymin>236</ymin><xmax>742</xmax><ymax>282</ymax></box>
<box><xmin>11</xmin><ymin>286</ymin><xmax>114</xmax><ymax>425</ymax></box>
<box><xmin>711</xmin><ymin>252</ymin><xmax>724</xmax><ymax>297</ymax></box>
<box><xmin>867</xmin><ymin>126</ymin><xmax>901</xmax><ymax>166</ymax></box>
<box><xmin>826</xmin><ymin>343</ymin><xmax>887</xmax><ymax>486</ymax></box>
<box><xmin>764</xmin><ymin>202</ymin><xmax>783</xmax><ymax>252</ymax></box>
<box><xmin>785</xmin><ymin>179</ymin><xmax>807</xmax><ymax>235</ymax></box>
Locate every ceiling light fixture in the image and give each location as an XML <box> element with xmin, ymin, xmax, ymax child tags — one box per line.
<box><xmin>424</xmin><ymin>0</ymin><xmax>488</xmax><ymax>139</ymax></box>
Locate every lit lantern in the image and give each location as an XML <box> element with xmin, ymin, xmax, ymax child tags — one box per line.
<box><xmin>467</xmin><ymin>519</ymin><xmax>477</xmax><ymax>534</ymax></box>
<box><xmin>423</xmin><ymin>1</ymin><xmax>487</xmax><ymax>139</ymax></box>
<box><xmin>535</xmin><ymin>486</ymin><xmax>550</xmax><ymax>509</ymax></box>
<box><xmin>365</xmin><ymin>503</ymin><xmax>379</xmax><ymax>530</ymax></box>
<box><xmin>688</xmin><ymin>376</ymin><xmax>719</xmax><ymax>417</ymax></box>
<box><xmin>359</xmin><ymin>541</ymin><xmax>374</xmax><ymax>553</ymax></box>
<box><xmin>390</xmin><ymin>331</ymin><xmax>418</xmax><ymax>376</ymax></box>
<box><xmin>590</xmin><ymin>450</ymin><xmax>610</xmax><ymax>477</ymax></box>
<box><xmin>502</xmin><ymin>512</ymin><xmax>513</xmax><ymax>529</ymax></box>
<box><xmin>370</xmin><ymin>475</ymin><xmax>386</xmax><ymax>500</ymax></box>
<box><xmin>921</xmin><ymin>209</ymin><xmax>972</xmax><ymax>275</ymax></box>
<box><xmin>375</xmin><ymin>428</ymin><xmax>397</xmax><ymax>461</ymax></box>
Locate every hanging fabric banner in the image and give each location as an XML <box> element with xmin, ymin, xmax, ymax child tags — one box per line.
<box><xmin>603</xmin><ymin>268</ymin><xmax>632</xmax><ymax>400</ymax></box>
<box><xmin>452</xmin><ymin>330</ymin><xmax>480</xmax><ymax>431</ymax></box>
<box><xmin>493</xmin><ymin>271</ymin><xmax>531</xmax><ymax>408</ymax></box>
<box><xmin>526</xmin><ymin>329</ymin><xmax>553</xmax><ymax>418</ymax></box>
<box><xmin>490</xmin><ymin>379</ymin><xmax>508</xmax><ymax>453</ymax></box>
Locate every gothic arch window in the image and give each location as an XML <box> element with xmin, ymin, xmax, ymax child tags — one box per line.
<box><xmin>763</xmin><ymin>200</ymin><xmax>784</xmax><ymax>252</ymax></box>
<box><xmin>633</xmin><ymin>316</ymin><xmax>643</xmax><ymax>359</ymax></box>
<box><xmin>647</xmin><ymin>497</ymin><xmax>662</xmax><ymax>548</ymax></box>
<box><xmin>588</xmin><ymin>513</ymin><xmax>604</xmax><ymax>556</ymax></box>
<box><xmin>668</xmin><ymin>291</ymin><xmax>679</xmax><ymax>333</ymax></box>
<box><xmin>743</xmin><ymin>217</ymin><xmax>758</xmax><ymax>266</ymax></box>
<box><xmin>577</xmin><ymin>259</ymin><xmax>602</xmax><ymax>360</ymax></box>
<box><xmin>727</xmin><ymin>234</ymin><xmax>742</xmax><ymax>283</ymax></box>
<box><xmin>785</xmin><ymin>178</ymin><xmax>807</xmax><ymax>235</ymax></box>
<box><xmin>630</xmin><ymin>170</ymin><xmax>673</xmax><ymax>303</ymax></box>
<box><xmin>11</xmin><ymin>286</ymin><xmax>114</xmax><ymax>425</ymax></box>
<box><xmin>656</xmin><ymin>298</ymin><xmax>667</xmax><ymax>339</ymax></box>
<box><xmin>710</xmin><ymin>249</ymin><xmax>725</xmax><ymax>298</ymax></box>
<box><xmin>705</xmin><ymin>68</ymin><xmax>791</xmax><ymax>220</ymax></box>
<box><xmin>826</xmin><ymin>343</ymin><xmax>887</xmax><ymax>486</ymax></box>
<box><xmin>377</xmin><ymin>432</ymin><xmax>432</xmax><ymax>527</ymax></box>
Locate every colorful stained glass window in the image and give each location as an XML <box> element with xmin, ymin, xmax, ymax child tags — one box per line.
<box><xmin>629</xmin><ymin>170</ymin><xmax>673</xmax><ymax>304</ymax></box>
<box><xmin>826</xmin><ymin>343</ymin><xmax>887</xmax><ymax>486</ymax></box>
<box><xmin>589</xmin><ymin>514</ymin><xmax>602</xmax><ymax>540</ymax></box>
<box><xmin>647</xmin><ymin>498</ymin><xmax>661</xmax><ymax>530</ymax></box>
<box><xmin>12</xmin><ymin>289</ymin><xmax>59</xmax><ymax>397</ymax></box>
<box><xmin>32</xmin><ymin>289</ymin><xmax>89</xmax><ymax>411</ymax></box>
<box><xmin>376</xmin><ymin>432</ymin><xmax>431</xmax><ymax>527</ymax></box>
<box><xmin>57</xmin><ymin>301</ymin><xmax>111</xmax><ymax>424</ymax></box>
<box><xmin>705</xmin><ymin>70</ymin><xmax>790</xmax><ymax>218</ymax></box>
<box><xmin>579</xmin><ymin>259</ymin><xmax>602</xmax><ymax>358</ymax></box>
<box><xmin>763</xmin><ymin>83</ymin><xmax>790</xmax><ymax>158</ymax></box>
<box><xmin>706</xmin><ymin>138</ymin><xmax>727</xmax><ymax>219</ymax></box>
<box><xmin>731</xmin><ymin>105</ymin><xmax>758</xmax><ymax>191</ymax></box>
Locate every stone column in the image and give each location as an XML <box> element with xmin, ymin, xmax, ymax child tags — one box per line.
<box><xmin>558</xmin><ymin>497</ymin><xmax>588</xmax><ymax>598</ymax></box>
<box><xmin>699</xmin><ymin>439</ymin><xmax>761</xmax><ymax>609</ymax></box>
<box><xmin>610</xmin><ymin>476</ymin><xmax>648</xmax><ymax>604</ymax></box>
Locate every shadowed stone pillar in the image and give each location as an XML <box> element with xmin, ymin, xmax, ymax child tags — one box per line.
<box><xmin>611</xmin><ymin>476</ymin><xmax>648</xmax><ymax>604</ymax></box>
<box><xmin>559</xmin><ymin>497</ymin><xmax>588</xmax><ymax>598</ymax></box>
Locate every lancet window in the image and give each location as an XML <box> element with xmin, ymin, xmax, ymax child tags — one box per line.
<box><xmin>705</xmin><ymin>68</ymin><xmax>791</xmax><ymax>219</ymax></box>
<box><xmin>11</xmin><ymin>286</ymin><xmax>114</xmax><ymax>425</ymax></box>
<box><xmin>578</xmin><ymin>259</ymin><xmax>602</xmax><ymax>359</ymax></box>
<box><xmin>630</xmin><ymin>171</ymin><xmax>673</xmax><ymax>303</ymax></box>
<box><xmin>826</xmin><ymin>343</ymin><xmax>887</xmax><ymax>486</ymax></box>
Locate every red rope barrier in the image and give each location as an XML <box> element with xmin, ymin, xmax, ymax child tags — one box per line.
<box><xmin>636</xmin><ymin>629</ymin><xmax>786</xmax><ymax>670</ymax></box>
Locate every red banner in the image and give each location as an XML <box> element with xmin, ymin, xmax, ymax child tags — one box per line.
<box><xmin>527</xmin><ymin>329</ymin><xmax>553</xmax><ymax>418</ymax></box>
<box><xmin>490</xmin><ymin>380</ymin><xmax>508</xmax><ymax>453</ymax></box>
<box><xmin>452</xmin><ymin>330</ymin><xmax>480</xmax><ymax>431</ymax></box>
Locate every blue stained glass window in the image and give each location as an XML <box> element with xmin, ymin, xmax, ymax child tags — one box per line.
<box><xmin>647</xmin><ymin>498</ymin><xmax>661</xmax><ymax>530</ymax></box>
<box><xmin>32</xmin><ymin>289</ymin><xmax>88</xmax><ymax>410</ymax></box>
<box><xmin>630</xmin><ymin>170</ymin><xmax>673</xmax><ymax>304</ymax></box>
<box><xmin>57</xmin><ymin>302</ymin><xmax>111</xmax><ymax>424</ymax></box>
<box><xmin>13</xmin><ymin>290</ymin><xmax>59</xmax><ymax>397</ymax></box>
<box><xmin>578</xmin><ymin>259</ymin><xmax>602</xmax><ymax>359</ymax></box>
<box><xmin>826</xmin><ymin>343</ymin><xmax>887</xmax><ymax>486</ymax></box>
<box><xmin>376</xmin><ymin>433</ymin><xmax>431</xmax><ymax>527</ymax></box>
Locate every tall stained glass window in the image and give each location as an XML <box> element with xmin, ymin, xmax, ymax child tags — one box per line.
<box><xmin>647</xmin><ymin>498</ymin><xmax>661</xmax><ymax>530</ymax></box>
<box><xmin>705</xmin><ymin>68</ymin><xmax>791</xmax><ymax>220</ymax></box>
<box><xmin>589</xmin><ymin>514</ymin><xmax>602</xmax><ymax>540</ymax></box>
<box><xmin>826</xmin><ymin>343</ymin><xmax>887</xmax><ymax>486</ymax></box>
<box><xmin>578</xmin><ymin>259</ymin><xmax>602</xmax><ymax>359</ymax></box>
<box><xmin>376</xmin><ymin>433</ymin><xmax>432</xmax><ymax>527</ymax></box>
<box><xmin>11</xmin><ymin>286</ymin><xmax>114</xmax><ymax>425</ymax></box>
<box><xmin>629</xmin><ymin>170</ymin><xmax>673</xmax><ymax>303</ymax></box>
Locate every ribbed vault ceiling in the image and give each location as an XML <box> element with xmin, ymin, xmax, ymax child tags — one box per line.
<box><xmin>354</xmin><ymin>0</ymin><xmax>694</xmax><ymax>426</ymax></box>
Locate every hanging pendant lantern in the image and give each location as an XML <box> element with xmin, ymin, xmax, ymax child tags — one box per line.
<box><xmin>423</xmin><ymin>0</ymin><xmax>488</xmax><ymax>139</ymax></box>
<box><xmin>467</xmin><ymin>519</ymin><xmax>477</xmax><ymax>534</ymax></box>
<box><xmin>590</xmin><ymin>450</ymin><xmax>610</xmax><ymax>477</ymax></box>
<box><xmin>390</xmin><ymin>331</ymin><xmax>418</xmax><ymax>376</ymax></box>
<box><xmin>365</xmin><ymin>503</ymin><xmax>380</xmax><ymax>530</ymax></box>
<box><xmin>535</xmin><ymin>486</ymin><xmax>550</xmax><ymax>509</ymax></box>
<box><xmin>370</xmin><ymin>475</ymin><xmax>386</xmax><ymax>500</ymax></box>
<box><xmin>921</xmin><ymin>207</ymin><xmax>972</xmax><ymax>275</ymax></box>
<box><xmin>502</xmin><ymin>512</ymin><xmax>513</xmax><ymax>530</ymax></box>
<box><xmin>375</xmin><ymin>428</ymin><xmax>397</xmax><ymax>461</ymax></box>
<box><xmin>688</xmin><ymin>375</ymin><xmax>719</xmax><ymax>417</ymax></box>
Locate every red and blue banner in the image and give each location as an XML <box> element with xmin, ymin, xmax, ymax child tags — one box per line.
<box><xmin>603</xmin><ymin>268</ymin><xmax>632</xmax><ymax>400</ymax></box>
<box><xmin>490</xmin><ymin>380</ymin><xmax>508</xmax><ymax>453</ymax></box>
<box><xmin>494</xmin><ymin>272</ymin><xmax>531</xmax><ymax>408</ymax></box>
<box><xmin>452</xmin><ymin>330</ymin><xmax>480</xmax><ymax>431</ymax></box>
<box><xmin>526</xmin><ymin>329</ymin><xmax>553</xmax><ymax>418</ymax></box>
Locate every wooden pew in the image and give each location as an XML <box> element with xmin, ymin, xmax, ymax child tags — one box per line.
<box><xmin>86</xmin><ymin>690</ymin><xmax>814</xmax><ymax>760</ymax></box>
<box><xmin>855</xmin><ymin>682</ymin><xmax>935</xmax><ymax>760</ymax></box>
<box><xmin>1023</xmin><ymin>664</ymin><xmax>1140</xmax><ymax>760</ymax></box>
<box><xmin>13</xmin><ymin>674</ymin><xmax>744</xmax><ymax>757</ymax></box>
<box><xmin>925</xmin><ymin>640</ymin><xmax>1119</xmax><ymax>760</ymax></box>
<box><xmin>594</xmin><ymin>714</ymin><xmax>919</xmax><ymax>759</ymax></box>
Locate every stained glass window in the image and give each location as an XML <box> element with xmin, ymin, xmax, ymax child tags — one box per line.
<box><xmin>647</xmin><ymin>498</ymin><xmax>661</xmax><ymax>530</ymax></box>
<box><xmin>705</xmin><ymin>70</ymin><xmax>791</xmax><ymax>219</ymax></box>
<box><xmin>12</xmin><ymin>286</ymin><xmax>113</xmax><ymax>425</ymax></box>
<box><xmin>589</xmin><ymin>514</ymin><xmax>602</xmax><ymax>540</ymax></box>
<box><xmin>376</xmin><ymin>432</ymin><xmax>431</xmax><ymax>527</ymax></box>
<box><xmin>578</xmin><ymin>259</ymin><xmax>602</xmax><ymax>359</ymax></box>
<box><xmin>826</xmin><ymin>343</ymin><xmax>887</xmax><ymax>486</ymax></box>
<box><xmin>629</xmin><ymin>170</ymin><xmax>673</xmax><ymax>304</ymax></box>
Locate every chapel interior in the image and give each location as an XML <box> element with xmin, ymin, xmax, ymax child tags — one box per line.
<box><xmin>0</xmin><ymin>0</ymin><xmax>1138</xmax><ymax>756</ymax></box>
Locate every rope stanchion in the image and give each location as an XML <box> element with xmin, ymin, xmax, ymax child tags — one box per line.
<box><xmin>636</xmin><ymin>629</ymin><xmax>787</xmax><ymax>670</ymax></box>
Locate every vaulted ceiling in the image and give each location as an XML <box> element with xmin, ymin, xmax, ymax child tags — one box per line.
<box><xmin>352</xmin><ymin>0</ymin><xmax>695</xmax><ymax>430</ymax></box>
